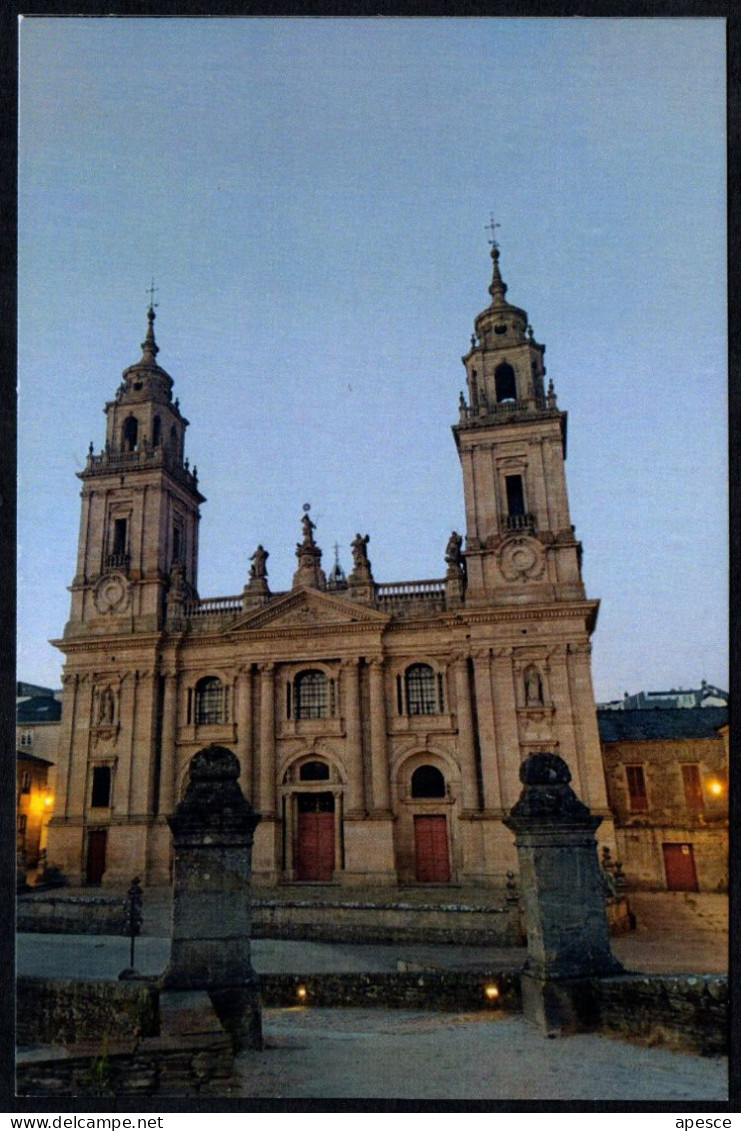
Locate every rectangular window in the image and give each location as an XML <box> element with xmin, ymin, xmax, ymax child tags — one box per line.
<box><xmin>681</xmin><ymin>764</ymin><xmax>704</xmax><ymax>810</ymax></box>
<box><xmin>112</xmin><ymin>518</ymin><xmax>128</xmax><ymax>556</ymax></box>
<box><xmin>505</xmin><ymin>475</ymin><xmax>526</xmax><ymax>517</ymax></box>
<box><xmin>20</xmin><ymin>731</ymin><xmax>32</xmax><ymax>747</ymax></box>
<box><xmin>173</xmin><ymin>523</ymin><xmax>183</xmax><ymax>565</ymax></box>
<box><xmin>20</xmin><ymin>770</ymin><xmax>32</xmax><ymax>794</ymax></box>
<box><xmin>91</xmin><ymin>766</ymin><xmax>112</xmax><ymax>808</ymax></box>
<box><xmin>625</xmin><ymin>764</ymin><xmax>648</xmax><ymax>811</ymax></box>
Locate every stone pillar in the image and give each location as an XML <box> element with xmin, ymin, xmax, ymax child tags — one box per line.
<box><xmin>503</xmin><ymin>752</ymin><xmax>622</xmax><ymax>1036</ymax></box>
<box><xmin>368</xmin><ymin>658</ymin><xmax>390</xmax><ymax>813</ymax></box>
<box><xmin>158</xmin><ymin>672</ymin><xmax>178</xmax><ymax>815</ymax></box>
<box><xmin>342</xmin><ymin>659</ymin><xmax>365</xmax><ymax>815</ymax></box>
<box><xmin>471</xmin><ymin>649</ymin><xmax>502</xmax><ymax>811</ymax></box>
<box><xmin>164</xmin><ymin>745</ymin><xmax>262</xmax><ymax>1051</ymax></box>
<box><xmin>236</xmin><ymin>667</ymin><xmax>253</xmax><ymax>804</ymax></box>
<box><xmin>453</xmin><ymin>656</ymin><xmax>480</xmax><ymax>811</ymax></box>
<box><xmin>257</xmin><ymin>663</ymin><xmax>275</xmax><ymax>817</ymax></box>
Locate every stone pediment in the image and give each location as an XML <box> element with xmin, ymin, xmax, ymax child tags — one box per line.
<box><xmin>230</xmin><ymin>587</ymin><xmax>390</xmax><ymax>634</ymax></box>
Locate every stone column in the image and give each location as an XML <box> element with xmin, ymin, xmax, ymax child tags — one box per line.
<box><xmin>164</xmin><ymin>744</ymin><xmax>262</xmax><ymax>1051</ymax></box>
<box><xmin>342</xmin><ymin>659</ymin><xmax>365</xmax><ymax>815</ymax></box>
<box><xmin>471</xmin><ymin>649</ymin><xmax>502</xmax><ymax>811</ymax></box>
<box><xmin>453</xmin><ymin>656</ymin><xmax>480</xmax><ymax>811</ymax></box>
<box><xmin>158</xmin><ymin>671</ymin><xmax>178</xmax><ymax>816</ymax></box>
<box><xmin>257</xmin><ymin>663</ymin><xmax>276</xmax><ymax>817</ymax></box>
<box><xmin>236</xmin><ymin>667</ymin><xmax>253</xmax><ymax>804</ymax></box>
<box><xmin>368</xmin><ymin>658</ymin><xmax>390</xmax><ymax>813</ymax></box>
<box><xmin>503</xmin><ymin>752</ymin><xmax>622</xmax><ymax>1036</ymax></box>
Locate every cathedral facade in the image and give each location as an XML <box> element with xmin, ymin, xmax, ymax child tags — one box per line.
<box><xmin>47</xmin><ymin>244</ymin><xmax>613</xmax><ymax>888</ymax></box>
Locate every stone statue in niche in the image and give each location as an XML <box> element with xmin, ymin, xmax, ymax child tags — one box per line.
<box><xmin>98</xmin><ymin>687</ymin><xmax>115</xmax><ymax>725</ymax></box>
<box><xmin>249</xmin><ymin>544</ymin><xmax>269</xmax><ymax>580</ymax></box>
<box><xmin>524</xmin><ymin>665</ymin><xmax>544</xmax><ymax>706</ymax></box>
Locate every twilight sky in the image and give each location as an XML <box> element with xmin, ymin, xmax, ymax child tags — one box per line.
<box><xmin>18</xmin><ymin>17</ymin><xmax>727</xmax><ymax>701</ymax></box>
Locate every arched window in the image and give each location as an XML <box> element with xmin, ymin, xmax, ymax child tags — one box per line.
<box><xmin>169</xmin><ymin>424</ymin><xmax>178</xmax><ymax>458</ymax></box>
<box><xmin>299</xmin><ymin>760</ymin><xmax>330</xmax><ymax>781</ymax></box>
<box><xmin>152</xmin><ymin>415</ymin><xmax>161</xmax><ymax>447</ymax></box>
<box><xmin>122</xmin><ymin>416</ymin><xmax>139</xmax><ymax>452</ymax></box>
<box><xmin>494</xmin><ymin>363</ymin><xmax>517</xmax><ymax>403</ymax></box>
<box><xmin>195</xmin><ymin>676</ymin><xmax>225</xmax><ymax>725</ymax></box>
<box><xmin>411</xmin><ymin>764</ymin><xmax>446</xmax><ymax>798</ymax></box>
<box><xmin>404</xmin><ymin>663</ymin><xmax>442</xmax><ymax>715</ymax></box>
<box><xmin>295</xmin><ymin>670</ymin><xmax>332</xmax><ymax>719</ymax></box>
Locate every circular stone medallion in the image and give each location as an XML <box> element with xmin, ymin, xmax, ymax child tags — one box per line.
<box><xmin>499</xmin><ymin>537</ymin><xmax>545</xmax><ymax>582</ymax></box>
<box><xmin>94</xmin><ymin>573</ymin><xmax>131</xmax><ymax>614</ymax></box>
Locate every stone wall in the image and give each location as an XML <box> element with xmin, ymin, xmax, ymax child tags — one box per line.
<box><xmin>595</xmin><ymin>973</ymin><xmax>728</xmax><ymax>1056</ymax></box>
<box><xmin>17</xmin><ymin>895</ymin><xmax>126</xmax><ymax>934</ymax></box>
<box><xmin>16</xmin><ymin>978</ymin><xmax>157</xmax><ymax>1047</ymax></box>
<box><xmin>259</xmin><ymin>970</ymin><xmax>522</xmax><ymax>1012</ymax></box>
<box><xmin>251</xmin><ymin>898</ymin><xmax>523</xmax><ymax>946</ymax></box>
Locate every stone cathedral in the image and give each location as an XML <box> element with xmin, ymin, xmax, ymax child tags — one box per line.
<box><xmin>47</xmin><ymin>243</ymin><xmax>614</xmax><ymax>888</ymax></box>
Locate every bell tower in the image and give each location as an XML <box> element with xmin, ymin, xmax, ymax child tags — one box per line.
<box><xmin>66</xmin><ymin>303</ymin><xmax>204</xmax><ymax>637</ymax></box>
<box><xmin>453</xmin><ymin>239</ymin><xmax>585</xmax><ymax>606</ymax></box>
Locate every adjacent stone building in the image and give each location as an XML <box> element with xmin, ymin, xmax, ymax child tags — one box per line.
<box><xmin>17</xmin><ymin>694</ymin><xmax>61</xmax><ymax>870</ymax></box>
<box><xmin>46</xmin><ymin>243</ymin><xmax>614</xmax><ymax>888</ymax></box>
<box><xmin>598</xmin><ymin>707</ymin><xmax>728</xmax><ymax>892</ymax></box>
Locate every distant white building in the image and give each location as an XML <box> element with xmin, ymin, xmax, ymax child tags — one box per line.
<box><xmin>598</xmin><ymin>681</ymin><xmax>728</xmax><ymax>711</ymax></box>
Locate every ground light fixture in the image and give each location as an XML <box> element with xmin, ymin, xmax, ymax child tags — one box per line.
<box><xmin>296</xmin><ymin>985</ymin><xmax>308</xmax><ymax>1003</ymax></box>
<box><xmin>484</xmin><ymin>983</ymin><xmax>500</xmax><ymax>1003</ymax></box>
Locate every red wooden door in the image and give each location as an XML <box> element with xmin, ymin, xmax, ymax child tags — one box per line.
<box><xmin>297</xmin><ymin>812</ymin><xmax>335</xmax><ymax>881</ymax></box>
<box><xmin>663</xmin><ymin>842</ymin><xmax>699</xmax><ymax>891</ymax></box>
<box><xmin>86</xmin><ymin>830</ymin><xmax>107</xmax><ymax>884</ymax></box>
<box><xmin>414</xmin><ymin>815</ymin><xmax>450</xmax><ymax>882</ymax></box>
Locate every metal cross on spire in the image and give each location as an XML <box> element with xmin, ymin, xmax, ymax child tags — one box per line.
<box><xmin>146</xmin><ymin>279</ymin><xmax>159</xmax><ymax>312</ymax></box>
<box><xmin>485</xmin><ymin>214</ymin><xmax>501</xmax><ymax>248</ymax></box>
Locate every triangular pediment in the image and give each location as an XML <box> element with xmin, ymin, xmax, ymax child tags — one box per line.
<box><xmin>230</xmin><ymin>587</ymin><xmax>390</xmax><ymax>634</ymax></box>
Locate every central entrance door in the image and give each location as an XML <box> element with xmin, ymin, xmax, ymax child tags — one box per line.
<box><xmin>296</xmin><ymin>792</ymin><xmax>335</xmax><ymax>881</ymax></box>
<box><xmin>414</xmin><ymin>815</ymin><xmax>450</xmax><ymax>882</ymax></box>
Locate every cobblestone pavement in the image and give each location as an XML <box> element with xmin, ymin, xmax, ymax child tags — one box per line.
<box><xmin>237</xmin><ymin>1007</ymin><xmax>728</xmax><ymax>1101</ymax></box>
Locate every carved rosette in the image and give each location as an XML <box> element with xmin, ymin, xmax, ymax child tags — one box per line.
<box><xmin>93</xmin><ymin>572</ymin><xmax>131</xmax><ymax>614</ymax></box>
<box><xmin>498</xmin><ymin>536</ymin><xmax>545</xmax><ymax>582</ymax></box>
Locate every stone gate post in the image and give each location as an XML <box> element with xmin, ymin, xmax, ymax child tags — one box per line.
<box><xmin>503</xmin><ymin>752</ymin><xmax>622</xmax><ymax>1035</ymax></box>
<box><xmin>163</xmin><ymin>744</ymin><xmax>262</xmax><ymax>1050</ymax></box>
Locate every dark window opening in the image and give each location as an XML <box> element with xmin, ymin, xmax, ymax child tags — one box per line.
<box><xmin>505</xmin><ymin>475</ymin><xmax>526</xmax><ymax>517</ymax></box>
<box><xmin>91</xmin><ymin>766</ymin><xmax>112</xmax><ymax>808</ymax></box>
<box><xmin>299</xmin><ymin>760</ymin><xmax>331</xmax><ymax>781</ymax></box>
<box><xmin>681</xmin><ymin>764</ymin><xmax>704</xmax><ymax>810</ymax></box>
<box><xmin>173</xmin><ymin>524</ymin><xmax>183</xmax><ymax>565</ymax></box>
<box><xmin>122</xmin><ymin>416</ymin><xmax>139</xmax><ymax>452</ymax></box>
<box><xmin>494</xmin><ymin>362</ymin><xmax>517</xmax><ymax>403</ymax></box>
<box><xmin>411</xmin><ymin>765</ymin><xmax>446</xmax><ymax>798</ymax></box>
<box><xmin>494</xmin><ymin>324</ymin><xmax>507</xmax><ymax>335</ymax></box>
<box><xmin>626</xmin><ymin>765</ymin><xmax>648</xmax><ymax>811</ymax></box>
<box><xmin>295</xmin><ymin>670</ymin><xmax>331</xmax><ymax>719</ymax></box>
<box><xmin>195</xmin><ymin>676</ymin><xmax>225</xmax><ymax>725</ymax></box>
<box><xmin>20</xmin><ymin>771</ymin><xmax>32</xmax><ymax>794</ymax></box>
<box><xmin>405</xmin><ymin>664</ymin><xmax>439</xmax><ymax>715</ymax></box>
<box><xmin>153</xmin><ymin>416</ymin><xmax>162</xmax><ymax>447</ymax></box>
<box><xmin>112</xmin><ymin>518</ymin><xmax>128</xmax><ymax>557</ymax></box>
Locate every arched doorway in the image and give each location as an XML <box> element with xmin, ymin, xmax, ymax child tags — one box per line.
<box><xmin>411</xmin><ymin>765</ymin><xmax>450</xmax><ymax>882</ymax></box>
<box><xmin>282</xmin><ymin>757</ymin><xmax>343</xmax><ymax>882</ymax></box>
<box><xmin>296</xmin><ymin>792</ymin><xmax>335</xmax><ymax>881</ymax></box>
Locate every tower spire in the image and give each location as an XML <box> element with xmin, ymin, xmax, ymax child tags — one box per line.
<box><xmin>488</xmin><ymin>243</ymin><xmax>508</xmax><ymax>306</ymax></box>
<box><xmin>140</xmin><ymin>281</ymin><xmax>160</xmax><ymax>364</ymax></box>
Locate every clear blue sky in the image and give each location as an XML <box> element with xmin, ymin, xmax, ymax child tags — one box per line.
<box><xmin>18</xmin><ymin>17</ymin><xmax>727</xmax><ymax>701</ymax></box>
